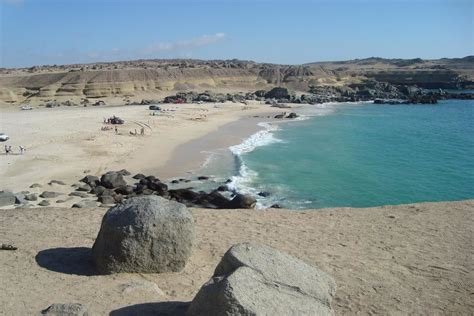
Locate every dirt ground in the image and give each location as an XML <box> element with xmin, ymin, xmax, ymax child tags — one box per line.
<box><xmin>0</xmin><ymin>200</ymin><xmax>472</xmax><ymax>315</ymax></box>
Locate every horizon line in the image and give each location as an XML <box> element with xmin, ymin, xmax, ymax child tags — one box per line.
<box><xmin>2</xmin><ymin>55</ymin><xmax>473</xmax><ymax>70</ymax></box>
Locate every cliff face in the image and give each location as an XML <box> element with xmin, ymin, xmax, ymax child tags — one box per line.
<box><xmin>0</xmin><ymin>67</ymin><xmax>266</xmax><ymax>103</ymax></box>
<box><xmin>0</xmin><ymin>57</ymin><xmax>472</xmax><ymax>104</ymax></box>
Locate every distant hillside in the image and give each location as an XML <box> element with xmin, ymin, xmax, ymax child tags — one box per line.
<box><xmin>0</xmin><ymin>57</ymin><xmax>472</xmax><ymax>104</ymax></box>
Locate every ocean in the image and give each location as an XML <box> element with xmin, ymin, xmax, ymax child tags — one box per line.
<box><xmin>205</xmin><ymin>99</ymin><xmax>474</xmax><ymax>209</ymax></box>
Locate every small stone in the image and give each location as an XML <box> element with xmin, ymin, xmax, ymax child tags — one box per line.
<box><xmin>98</xmin><ymin>195</ymin><xmax>115</xmax><ymax>205</ymax></box>
<box><xmin>76</xmin><ymin>184</ymin><xmax>91</xmax><ymax>192</ymax></box>
<box><xmin>80</xmin><ymin>175</ymin><xmax>100</xmax><ymax>187</ymax></box>
<box><xmin>0</xmin><ymin>191</ymin><xmax>16</xmax><ymax>207</ymax></box>
<box><xmin>41</xmin><ymin>303</ymin><xmax>89</xmax><ymax>316</ymax></box>
<box><xmin>48</xmin><ymin>180</ymin><xmax>66</xmax><ymax>186</ymax></box>
<box><xmin>38</xmin><ymin>200</ymin><xmax>50</xmax><ymax>206</ymax></box>
<box><xmin>69</xmin><ymin>192</ymin><xmax>89</xmax><ymax>198</ymax></box>
<box><xmin>14</xmin><ymin>193</ymin><xmax>26</xmax><ymax>205</ymax></box>
<box><xmin>71</xmin><ymin>200</ymin><xmax>97</xmax><ymax>208</ymax></box>
<box><xmin>39</xmin><ymin>191</ymin><xmax>61</xmax><ymax>199</ymax></box>
<box><xmin>25</xmin><ymin>193</ymin><xmax>38</xmax><ymax>201</ymax></box>
<box><xmin>217</xmin><ymin>186</ymin><xmax>228</xmax><ymax>192</ymax></box>
<box><xmin>132</xmin><ymin>173</ymin><xmax>146</xmax><ymax>180</ymax></box>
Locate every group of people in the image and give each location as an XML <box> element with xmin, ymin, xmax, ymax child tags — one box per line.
<box><xmin>129</xmin><ymin>127</ymin><xmax>145</xmax><ymax>136</ymax></box>
<box><xmin>4</xmin><ymin>145</ymin><xmax>25</xmax><ymax>155</ymax></box>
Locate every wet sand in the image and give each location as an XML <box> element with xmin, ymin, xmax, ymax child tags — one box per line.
<box><xmin>156</xmin><ymin>115</ymin><xmax>274</xmax><ymax>179</ymax></box>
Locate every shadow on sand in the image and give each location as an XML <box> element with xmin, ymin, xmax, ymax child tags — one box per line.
<box><xmin>35</xmin><ymin>247</ymin><xmax>98</xmax><ymax>276</ymax></box>
<box><xmin>110</xmin><ymin>301</ymin><xmax>190</xmax><ymax>316</ymax></box>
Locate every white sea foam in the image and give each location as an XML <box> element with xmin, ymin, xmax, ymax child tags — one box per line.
<box><xmin>227</xmin><ymin>122</ymin><xmax>282</xmax><ymax>208</ymax></box>
<box><xmin>229</xmin><ymin>122</ymin><xmax>281</xmax><ymax>156</ymax></box>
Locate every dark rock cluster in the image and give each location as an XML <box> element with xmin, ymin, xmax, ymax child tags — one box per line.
<box><xmin>161</xmin><ymin>80</ymin><xmax>474</xmax><ymax>106</ymax></box>
<box><xmin>163</xmin><ymin>91</ymin><xmax>261</xmax><ymax>104</ymax></box>
<box><xmin>79</xmin><ymin>170</ymin><xmax>256</xmax><ymax>209</ymax></box>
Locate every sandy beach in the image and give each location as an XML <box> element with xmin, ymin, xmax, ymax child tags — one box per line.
<box><xmin>0</xmin><ymin>200</ymin><xmax>472</xmax><ymax>315</ymax></box>
<box><xmin>0</xmin><ymin>101</ymin><xmax>282</xmax><ymax>193</ymax></box>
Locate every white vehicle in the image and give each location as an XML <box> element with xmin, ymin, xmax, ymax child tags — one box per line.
<box><xmin>21</xmin><ymin>105</ymin><xmax>33</xmax><ymax>110</ymax></box>
<box><xmin>0</xmin><ymin>133</ymin><xmax>9</xmax><ymax>142</ymax></box>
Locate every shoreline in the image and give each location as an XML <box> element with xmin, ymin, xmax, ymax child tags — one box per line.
<box><xmin>153</xmin><ymin>114</ymin><xmax>278</xmax><ymax>180</ymax></box>
<box><xmin>0</xmin><ymin>101</ymin><xmax>285</xmax><ymax>193</ymax></box>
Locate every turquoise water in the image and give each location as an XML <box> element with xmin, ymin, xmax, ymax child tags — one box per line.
<box><xmin>232</xmin><ymin>100</ymin><xmax>474</xmax><ymax>209</ymax></box>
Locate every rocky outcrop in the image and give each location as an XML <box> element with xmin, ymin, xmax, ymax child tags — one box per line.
<box><xmin>92</xmin><ymin>196</ymin><xmax>195</xmax><ymax>274</ymax></box>
<box><xmin>1</xmin><ymin>57</ymin><xmax>472</xmax><ymax>104</ymax></box>
<box><xmin>187</xmin><ymin>243</ymin><xmax>337</xmax><ymax>316</ymax></box>
<box><xmin>264</xmin><ymin>87</ymin><xmax>290</xmax><ymax>99</ymax></box>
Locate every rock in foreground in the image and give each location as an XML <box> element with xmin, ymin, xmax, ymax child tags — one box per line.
<box><xmin>187</xmin><ymin>243</ymin><xmax>336</xmax><ymax>316</ymax></box>
<box><xmin>92</xmin><ymin>196</ymin><xmax>195</xmax><ymax>274</ymax></box>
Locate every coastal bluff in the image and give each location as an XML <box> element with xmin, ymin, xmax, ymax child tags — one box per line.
<box><xmin>0</xmin><ymin>200</ymin><xmax>472</xmax><ymax>314</ymax></box>
<box><xmin>1</xmin><ymin>57</ymin><xmax>472</xmax><ymax>105</ymax></box>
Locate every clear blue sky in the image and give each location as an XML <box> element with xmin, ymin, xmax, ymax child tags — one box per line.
<box><xmin>0</xmin><ymin>0</ymin><xmax>472</xmax><ymax>67</ymax></box>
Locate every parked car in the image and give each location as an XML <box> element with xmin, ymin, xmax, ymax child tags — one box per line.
<box><xmin>0</xmin><ymin>133</ymin><xmax>10</xmax><ymax>142</ymax></box>
<box><xmin>149</xmin><ymin>105</ymin><xmax>161</xmax><ymax>111</ymax></box>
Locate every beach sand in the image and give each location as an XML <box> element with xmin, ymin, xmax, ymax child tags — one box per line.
<box><xmin>0</xmin><ymin>101</ymin><xmax>282</xmax><ymax>193</ymax></box>
<box><xmin>0</xmin><ymin>200</ymin><xmax>472</xmax><ymax>315</ymax></box>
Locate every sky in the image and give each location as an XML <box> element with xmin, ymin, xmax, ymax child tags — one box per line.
<box><xmin>0</xmin><ymin>0</ymin><xmax>473</xmax><ymax>67</ymax></box>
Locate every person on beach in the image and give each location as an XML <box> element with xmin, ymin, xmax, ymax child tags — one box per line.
<box><xmin>115</xmin><ymin>126</ymin><xmax>118</xmax><ymax>134</ymax></box>
<box><xmin>4</xmin><ymin>145</ymin><xmax>9</xmax><ymax>155</ymax></box>
<box><xmin>140</xmin><ymin>127</ymin><xmax>145</xmax><ymax>135</ymax></box>
<box><xmin>19</xmin><ymin>146</ymin><xmax>25</xmax><ymax>155</ymax></box>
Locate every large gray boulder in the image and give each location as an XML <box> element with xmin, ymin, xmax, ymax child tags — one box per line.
<box><xmin>92</xmin><ymin>196</ymin><xmax>195</xmax><ymax>274</ymax></box>
<box><xmin>0</xmin><ymin>191</ymin><xmax>15</xmax><ymax>207</ymax></box>
<box><xmin>187</xmin><ymin>243</ymin><xmax>337</xmax><ymax>316</ymax></box>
